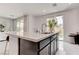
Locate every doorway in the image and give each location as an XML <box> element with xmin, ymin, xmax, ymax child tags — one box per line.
<box><xmin>56</xmin><ymin>16</ymin><xmax>64</xmax><ymax>41</ymax></box>
<box><xmin>56</xmin><ymin>16</ymin><xmax>65</xmax><ymax>54</ymax></box>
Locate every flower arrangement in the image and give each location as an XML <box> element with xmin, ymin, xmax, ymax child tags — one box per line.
<box><xmin>0</xmin><ymin>24</ymin><xmax>5</xmax><ymax>32</ymax></box>
<box><xmin>48</xmin><ymin>18</ymin><xmax>57</xmax><ymax>32</ymax></box>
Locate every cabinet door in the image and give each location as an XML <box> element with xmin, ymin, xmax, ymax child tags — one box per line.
<box><xmin>40</xmin><ymin>44</ymin><xmax>50</xmax><ymax>55</ymax></box>
<box><xmin>40</xmin><ymin>38</ymin><xmax>50</xmax><ymax>49</ymax></box>
<box><xmin>51</xmin><ymin>39</ymin><xmax>57</xmax><ymax>55</ymax></box>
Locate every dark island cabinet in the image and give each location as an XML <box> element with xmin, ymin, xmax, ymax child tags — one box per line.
<box><xmin>19</xmin><ymin>33</ymin><xmax>59</xmax><ymax>55</ymax></box>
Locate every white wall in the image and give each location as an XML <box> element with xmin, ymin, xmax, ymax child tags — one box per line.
<box><xmin>0</xmin><ymin>17</ymin><xmax>13</xmax><ymax>31</ymax></box>
<box><xmin>13</xmin><ymin>15</ymin><xmax>35</xmax><ymax>33</ymax></box>
<box><xmin>13</xmin><ymin>16</ymin><xmax>24</xmax><ymax>32</ymax></box>
<box><xmin>33</xmin><ymin>16</ymin><xmax>47</xmax><ymax>33</ymax></box>
<box><xmin>63</xmin><ymin>9</ymin><xmax>79</xmax><ymax>43</ymax></box>
<box><xmin>27</xmin><ymin>15</ymin><xmax>35</xmax><ymax>33</ymax></box>
<box><xmin>22</xmin><ymin>15</ymin><xmax>47</xmax><ymax>33</ymax></box>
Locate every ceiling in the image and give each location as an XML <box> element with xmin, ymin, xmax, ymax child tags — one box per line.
<box><xmin>0</xmin><ymin>3</ymin><xmax>79</xmax><ymax>19</ymax></box>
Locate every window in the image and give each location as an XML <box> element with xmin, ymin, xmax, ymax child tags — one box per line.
<box><xmin>16</xmin><ymin>19</ymin><xmax>24</xmax><ymax>32</ymax></box>
<box><xmin>46</xmin><ymin>16</ymin><xmax>64</xmax><ymax>40</ymax></box>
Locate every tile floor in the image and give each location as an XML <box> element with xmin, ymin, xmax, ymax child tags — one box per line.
<box><xmin>0</xmin><ymin>41</ymin><xmax>79</xmax><ymax>55</ymax></box>
<box><xmin>56</xmin><ymin>41</ymin><xmax>79</xmax><ymax>55</ymax></box>
<box><xmin>56</xmin><ymin>41</ymin><xmax>66</xmax><ymax>55</ymax></box>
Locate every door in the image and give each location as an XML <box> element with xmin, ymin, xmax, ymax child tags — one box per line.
<box><xmin>51</xmin><ymin>39</ymin><xmax>57</xmax><ymax>55</ymax></box>
<box><xmin>40</xmin><ymin>44</ymin><xmax>50</xmax><ymax>55</ymax></box>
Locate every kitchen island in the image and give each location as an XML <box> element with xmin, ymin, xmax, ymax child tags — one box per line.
<box><xmin>6</xmin><ymin>32</ymin><xmax>59</xmax><ymax>55</ymax></box>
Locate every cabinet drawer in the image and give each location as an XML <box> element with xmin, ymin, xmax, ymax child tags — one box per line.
<box><xmin>40</xmin><ymin>38</ymin><xmax>50</xmax><ymax>49</ymax></box>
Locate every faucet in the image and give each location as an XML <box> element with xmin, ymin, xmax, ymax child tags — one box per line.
<box><xmin>41</xmin><ymin>23</ymin><xmax>47</xmax><ymax>33</ymax></box>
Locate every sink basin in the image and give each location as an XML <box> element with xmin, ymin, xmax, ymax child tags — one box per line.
<box><xmin>41</xmin><ymin>32</ymin><xmax>50</xmax><ymax>34</ymax></box>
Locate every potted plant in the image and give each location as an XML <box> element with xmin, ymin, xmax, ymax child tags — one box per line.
<box><xmin>48</xmin><ymin>18</ymin><xmax>57</xmax><ymax>33</ymax></box>
<box><xmin>0</xmin><ymin>24</ymin><xmax>5</xmax><ymax>32</ymax></box>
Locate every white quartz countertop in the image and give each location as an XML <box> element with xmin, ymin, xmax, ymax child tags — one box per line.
<box><xmin>5</xmin><ymin>32</ymin><xmax>58</xmax><ymax>42</ymax></box>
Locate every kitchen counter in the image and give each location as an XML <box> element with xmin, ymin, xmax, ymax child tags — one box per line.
<box><xmin>6</xmin><ymin>32</ymin><xmax>58</xmax><ymax>42</ymax></box>
<box><xmin>6</xmin><ymin>31</ymin><xmax>59</xmax><ymax>55</ymax></box>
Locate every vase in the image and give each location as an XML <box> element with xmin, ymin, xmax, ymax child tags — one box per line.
<box><xmin>49</xmin><ymin>28</ymin><xmax>54</xmax><ymax>33</ymax></box>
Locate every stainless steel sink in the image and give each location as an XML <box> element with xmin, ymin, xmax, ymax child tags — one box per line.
<box><xmin>41</xmin><ymin>32</ymin><xmax>50</xmax><ymax>34</ymax></box>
